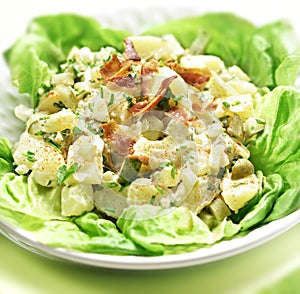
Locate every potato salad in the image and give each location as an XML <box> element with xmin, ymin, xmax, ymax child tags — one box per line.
<box><xmin>12</xmin><ymin>35</ymin><xmax>265</xmax><ymax>227</ymax></box>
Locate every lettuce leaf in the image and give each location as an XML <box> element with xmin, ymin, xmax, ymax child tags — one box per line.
<box><xmin>36</xmin><ymin>213</ymin><xmax>149</xmax><ymax>256</ymax></box>
<box><xmin>117</xmin><ymin>205</ymin><xmax>240</xmax><ymax>255</ymax></box>
<box><xmin>0</xmin><ymin>207</ymin><xmax>148</xmax><ymax>256</ymax></box>
<box><xmin>239</xmin><ymin>173</ymin><xmax>284</xmax><ymax>230</ymax></box>
<box><xmin>0</xmin><ymin>173</ymin><xmax>64</xmax><ymax>220</ymax></box>
<box><xmin>143</xmin><ymin>13</ymin><xmax>300</xmax><ymax>88</ymax></box>
<box><xmin>240</xmin><ymin>21</ymin><xmax>300</xmax><ymax>87</ymax></box>
<box><xmin>0</xmin><ymin>138</ymin><xmax>14</xmax><ymax>178</ymax></box>
<box><xmin>248</xmin><ymin>86</ymin><xmax>300</xmax><ymax>221</ymax></box>
<box><xmin>4</xmin><ymin>14</ymin><xmax>130</xmax><ymax>108</ymax></box>
<box><xmin>144</xmin><ymin>12</ymin><xmax>255</xmax><ymax>66</ymax></box>
<box><xmin>1</xmin><ymin>13</ymin><xmax>300</xmax><ymax>256</ymax></box>
<box><xmin>0</xmin><ymin>172</ymin><xmax>148</xmax><ymax>255</ymax></box>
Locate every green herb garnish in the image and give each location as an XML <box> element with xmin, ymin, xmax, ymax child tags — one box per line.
<box><xmin>160</xmin><ymin>162</ymin><xmax>176</xmax><ymax>179</ymax></box>
<box><xmin>53</xmin><ymin>101</ymin><xmax>66</xmax><ymax>109</ymax></box>
<box><xmin>173</xmin><ymin>95</ymin><xmax>184</xmax><ymax>104</ymax></box>
<box><xmin>43</xmin><ymin>138</ymin><xmax>62</xmax><ymax>153</ymax></box>
<box><xmin>155</xmin><ymin>186</ymin><xmax>164</xmax><ymax>195</ymax></box>
<box><xmin>57</xmin><ymin>163</ymin><xmax>80</xmax><ymax>185</ymax></box>
<box><xmin>22</xmin><ymin>151</ymin><xmax>36</xmax><ymax>163</ymax></box>
<box><xmin>255</xmin><ymin>119</ymin><xmax>266</xmax><ymax>125</ymax></box>
<box><xmin>150</xmin><ymin>195</ymin><xmax>156</xmax><ymax>205</ymax></box>
<box><xmin>106</xmin><ymin>182</ymin><xmax>118</xmax><ymax>189</ymax></box>
<box><xmin>222</xmin><ymin>101</ymin><xmax>230</xmax><ymax>108</ymax></box>
<box><xmin>108</xmin><ymin>93</ymin><xmax>115</xmax><ymax>106</ymax></box>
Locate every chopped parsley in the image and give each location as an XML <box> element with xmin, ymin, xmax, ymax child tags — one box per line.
<box><xmin>39</xmin><ymin>115</ymin><xmax>50</xmax><ymax>121</ymax></box>
<box><xmin>255</xmin><ymin>119</ymin><xmax>266</xmax><ymax>125</ymax></box>
<box><xmin>34</xmin><ymin>130</ymin><xmax>47</xmax><ymax>136</ymax></box>
<box><xmin>159</xmin><ymin>60</ymin><xmax>166</xmax><ymax>67</ymax></box>
<box><xmin>222</xmin><ymin>101</ymin><xmax>231</xmax><ymax>108</ymax></box>
<box><xmin>150</xmin><ymin>195</ymin><xmax>156</xmax><ymax>205</ymax></box>
<box><xmin>43</xmin><ymin>137</ymin><xmax>62</xmax><ymax>153</ymax></box>
<box><xmin>22</xmin><ymin>151</ymin><xmax>36</xmax><ymax>163</ymax></box>
<box><xmin>155</xmin><ymin>186</ymin><xmax>164</xmax><ymax>195</ymax></box>
<box><xmin>53</xmin><ymin>101</ymin><xmax>66</xmax><ymax>109</ymax></box>
<box><xmin>86</xmin><ymin>122</ymin><xmax>103</xmax><ymax>136</ymax></box>
<box><xmin>173</xmin><ymin>95</ymin><xmax>184</xmax><ymax>105</ymax></box>
<box><xmin>107</xmin><ymin>93</ymin><xmax>115</xmax><ymax>106</ymax></box>
<box><xmin>106</xmin><ymin>182</ymin><xmax>119</xmax><ymax>189</ymax></box>
<box><xmin>100</xmin><ymin>85</ymin><xmax>104</xmax><ymax>98</ymax></box>
<box><xmin>73</xmin><ymin>126</ymin><xmax>83</xmax><ymax>136</ymax></box>
<box><xmin>57</xmin><ymin>163</ymin><xmax>80</xmax><ymax>185</ymax></box>
<box><xmin>160</xmin><ymin>162</ymin><xmax>176</xmax><ymax>179</ymax></box>
<box><xmin>232</xmin><ymin>100</ymin><xmax>241</xmax><ymax>106</ymax></box>
<box><xmin>40</xmin><ymin>83</ymin><xmax>53</xmax><ymax>93</ymax></box>
<box><xmin>123</xmin><ymin>94</ymin><xmax>134</xmax><ymax>108</ymax></box>
<box><xmin>103</xmin><ymin>54</ymin><xmax>112</xmax><ymax>63</ymax></box>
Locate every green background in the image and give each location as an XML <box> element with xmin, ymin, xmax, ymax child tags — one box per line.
<box><xmin>1</xmin><ymin>223</ymin><xmax>300</xmax><ymax>294</ymax></box>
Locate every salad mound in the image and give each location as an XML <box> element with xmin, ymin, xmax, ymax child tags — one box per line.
<box><xmin>1</xmin><ymin>13</ymin><xmax>300</xmax><ymax>256</ymax></box>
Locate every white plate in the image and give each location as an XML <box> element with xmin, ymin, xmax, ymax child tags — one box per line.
<box><xmin>0</xmin><ymin>3</ymin><xmax>300</xmax><ymax>270</ymax></box>
<box><xmin>1</xmin><ymin>208</ymin><xmax>300</xmax><ymax>270</ymax></box>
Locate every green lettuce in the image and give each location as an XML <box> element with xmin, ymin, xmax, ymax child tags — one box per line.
<box><xmin>0</xmin><ymin>172</ymin><xmax>148</xmax><ymax>255</ymax></box>
<box><xmin>0</xmin><ymin>207</ymin><xmax>148</xmax><ymax>256</ymax></box>
<box><xmin>4</xmin><ymin>13</ymin><xmax>130</xmax><ymax>108</ymax></box>
<box><xmin>144</xmin><ymin>13</ymin><xmax>300</xmax><ymax>88</ymax></box>
<box><xmin>1</xmin><ymin>13</ymin><xmax>300</xmax><ymax>256</ymax></box>
<box><xmin>117</xmin><ymin>205</ymin><xmax>240</xmax><ymax>255</ymax></box>
<box><xmin>247</xmin><ymin>86</ymin><xmax>300</xmax><ymax>221</ymax></box>
<box><xmin>144</xmin><ymin>13</ymin><xmax>255</xmax><ymax>65</ymax></box>
<box><xmin>240</xmin><ymin>21</ymin><xmax>300</xmax><ymax>87</ymax></box>
<box><xmin>0</xmin><ymin>173</ymin><xmax>64</xmax><ymax>220</ymax></box>
<box><xmin>239</xmin><ymin>173</ymin><xmax>284</xmax><ymax>230</ymax></box>
<box><xmin>36</xmin><ymin>213</ymin><xmax>149</xmax><ymax>255</ymax></box>
<box><xmin>0</xmin><ymin>138</ymin><xmax>14</xmax><ymax>178</ymax></box>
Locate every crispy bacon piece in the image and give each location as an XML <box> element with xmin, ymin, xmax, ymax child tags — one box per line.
<box><xmin>166</xmin><ymin>60</ymin><xmax>211</xmax><ymax>90</ymax></box>
<box><xmin>111</xmin><ymin>132</ymin><xmax>135</xmax><ymax>156</ymax></box>
<box><xmin>189</xmin><ymin>93</ymin><xmax>216</xmax><ymax>114</ymax></box>
<box><xmin>99</xmin><ymin>57</ymin><xmax>140</xmax><ymax>94</ymax></box>
<box><xmin>141</xmin><ymin>60</ymin><xmax>159</xmax><ymax>96</ymax></box>
<box><xmin>113</xmin><ymin>60</ymin><xmax>138</xmax><ymax>78</ymax></box>
<box><xmin>166</xmin><ymin>107</ymin><xmax>195</xmax><ymax>126</ymax></box>
<box><xmin>99</xmin><ymin>54</ymin><xmax>122</xmax><ymax>79</ymax></box>
<box><xmin>99</xmin><ymin>55</ymin><xmax>139</xmax><ymax>80</ymax></box>
<box><xmin>101</xmin><ymin>120</ymin><xmax>135</xmax><ymax>157</ymax></box>
<box><xmin>108</xmin><ymin>76</ymin><xmax>136</xmax><ymax>89</ymax></box>
<box><xmin>141</xmin><ymin>60</ymin><xmax>159</xmax><ymax>76</ymax></box>
<box><xmin>124</xmin><ymin>39</ymin><xmax>141</xmax><ymax>61</ymax></box>
<box><xmin>129</xmin><ymin>75</ymin><xmax>177</xmax><ymax>115</ymax></box>
<box><xmin>101</xmin><ymin>120</ymin><xmax>118</xmax><ymax>139</ymax></box>
<box><xmin>128</xmin><ymin>101</ymin><xmax>148</xmax><ymax>114</ymax></box>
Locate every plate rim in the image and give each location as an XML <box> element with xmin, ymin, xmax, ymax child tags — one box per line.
<box><xmin>1</xmin><ymin>5</ymin><xmax>300</xmax><ymax>270</ymax></box>
<box><xmin>1</xmin><ymin>208</ymin><xmax>300</xmax><ymax>270</ymax></box>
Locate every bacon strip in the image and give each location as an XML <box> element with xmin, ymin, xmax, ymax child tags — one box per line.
<box><xmin>141</xmin><ymin>60</ymin><xmax>159</xmax><ymax>76</ymax></box>
<box><xmin>129</xmin><ymin>75</ymin><xmax>177</xmax><ymax>115</ymax></box>
<box><xmin>124</xmin><ymin>39</ymin><xmax>141</xmax><ymax>61</ymax></box>
<box><xmin>101</xmin><ymin>120</ymin><xmax>135</xmax><ymax>157</ymax></box>
<box><xmin>166</xmin><ymin>61</ymin><xmax>211</xmax><ymax>90</ymax></box>
<box><xmin>165</xmin><ymin>107</ymin><xmax>195</xmax><ymax>126</ymax></box>
<box><xmin>99</xmin><ymin>54</ymin><xmax>122</xmax><ymax>79</ymax></box>
<box><xmin>141</xmin><ymin>60</ymin><xmax>159</xmax><ymax>97</ymax></box>
<box><xmin>108</xmin><ymin>76</ymin><xmax>136</xmax><ymax>89</ymax></box>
